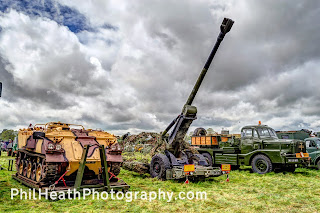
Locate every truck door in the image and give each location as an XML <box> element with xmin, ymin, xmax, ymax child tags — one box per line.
<box><xmin>252</xmin><ymin>130</ymin><xmax>262</xmax><ymax>150</ymax></box>
<box><xmin>240</xmin><ymin>128</ymin><xmax>254</xmax><ymax>154</ymax></box>
<box><xmin>306</xmin><ymin>139</ymin><xmax>318</xmax><ymax>160</ymax></box>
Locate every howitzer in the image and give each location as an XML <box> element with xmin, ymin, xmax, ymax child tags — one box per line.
<box><xmin>150</xmin><ymin>18</ymin><xmax>234</xmax><ymax>180</ymax></box>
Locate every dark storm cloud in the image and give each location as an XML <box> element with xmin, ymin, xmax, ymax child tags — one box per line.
<box><xmin>203</xmin><ymin>0</ymin><xmax>320</xmax><ymax>92</ymax></box>
<box><xmin>1</xmin><ymin>0</ymin><xmax>320</xmax><ymax>134</ymax></box>
<box><xmin>0</xmin><ymin>57</ymin><xmax>70</xmax><ymax>108</ymax></box>
<box><xmin>106</xmin><ymin>0</ymin><xmax>320</xmax><ymax>132</ymax></box>
<box><xmin>193</xmin><ymin>116</ymin><xmax>233</xmax><ymax>128</ymax></box>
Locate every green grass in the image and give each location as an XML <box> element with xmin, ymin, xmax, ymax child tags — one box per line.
<box><xmin>0</xmin><ymin>152</ymin><xmax>320</xmax><ymax>212</ymax></box>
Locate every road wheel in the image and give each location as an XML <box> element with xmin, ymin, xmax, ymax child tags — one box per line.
<box><xmin>31</xmin><ymin>163</ymin><xmax>37</xmax><ymax>181</ymax></box>
<box><xmin>251</xmin><ymin>155</ymin><xmax>273</xmax><ymax>174</ymax></box>
<box><xmin>36</xmin><ymin>163</ymin><xmax>43</xmax><ymax>182</ymax></box>
<box><xmin>18</xmin><ymin>160</ymin><xmax>24</xmax><ymax>175</ymax></box>
<box><xmin>150</xmin><ymin>154</ymin><xmax>170</xmax><ymax>179</ymax></box>
<box><xmin>202</xmin><ymin>153</ymin><xmax>213</xmax><ymax>167</ymax></box>
<box><xmin>27</xmin><ymin>161</ymin><xmax>32</xmax><ymax>179</ymax></box>
<box><xmin>22</xmin><ymin>160</ymin><xmax>28</xmax><ymax>177</ymax></box>
<box><xmin>16</xmin><ymin>152</ymin><xmax>22</xmax><ymax>172</ymax></box>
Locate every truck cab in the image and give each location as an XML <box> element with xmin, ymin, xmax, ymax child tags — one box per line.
<box><xmin>304</xmin><ymin>137</ymin><xmax>320</xmax><ymax>169</ymax></box>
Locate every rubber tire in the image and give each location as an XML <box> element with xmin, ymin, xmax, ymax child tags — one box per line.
<box><xmin>201</xmin><ymin>153</ymin><xmax>213</xmax><ymax>167</ymax></box>
<box><xmin>193</xmin><ymin>128</ymin><xmax>207</xmax><ymax>136</ymax></box>
<box><xmin>317</xmin><ymin>160</ymin><xmax>320</xmax><ymax>170</ymax></box>
<box><xmin>285</xmin><ymin>166</ymin><xmax>296</xmax><ymax>173</ymax></box>
<box><xmin>150</xmin><ymin>154</ymin><xmax>170</xmax><ymax>179</ymax></box>
<box><xmin>251</xmin><ymin>154</ymin><xmax>273</xmax><ymax>174</ymax></box>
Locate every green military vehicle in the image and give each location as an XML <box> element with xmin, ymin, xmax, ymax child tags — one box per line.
<box><xmin>277</xmin><ymin>130</ymin><xmax>320</xmax><ymax>170</ymax></box>
<box><xmin>304</xmin><ymin>137</ymin><xmax>320</xmax><ymax>169</ymax></box>
<box><xmin>192</xmin><ymin>123</ymin><xmax>310</xmax><ymax>174</ymax></box>
<box><xmin>276</xmin><ymin>130</ymin><xmax>311</xmax><ymax>140</ymax></box>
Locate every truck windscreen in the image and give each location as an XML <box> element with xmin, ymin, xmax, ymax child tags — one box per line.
<box><xmin>257</xmin><ymin>128</ymin><xmax>278</xmax><ymax>139</ymax></box>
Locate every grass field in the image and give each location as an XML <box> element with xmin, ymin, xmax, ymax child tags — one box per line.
<box><xmin>1</xmin><ymin>152</ymin><xmax>320</xmax><ymax>213</ymax></box>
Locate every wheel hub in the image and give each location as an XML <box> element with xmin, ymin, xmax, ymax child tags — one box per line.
<box><xmin>256</xmin><ymin>159</ymin><xmax>267</xmax><ymax>172</ymax></box>
<box><xmin>153</xmin><ymin>162</ymin><xmax>160</xmax><ymax>174</ymax></box>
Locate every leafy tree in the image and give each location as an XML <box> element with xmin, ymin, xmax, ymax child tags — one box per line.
<box><xmin>0</xmin><ymin>129</ymin><xmax>16</xmax><ymax>141</ymax></box>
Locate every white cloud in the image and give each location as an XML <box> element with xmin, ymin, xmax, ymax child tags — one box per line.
<box><xmin>1</xmin><ymin>1</ymin><xmax>320</xmax><ymax>136</ymax></box>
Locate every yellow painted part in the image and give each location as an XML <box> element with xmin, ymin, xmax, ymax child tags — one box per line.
<box><xmin>221</xmin><ymin>164</ymin><xmax>231</xmax><ymax>171</ymax></box>
<box><xmin>184</xmin><ymin>164</ymin><xmax>195</xmax><ymax>172</ymax></box>
<box><xmin>88</xmin><ymin>131</ymin><xmax>118</xmax><ymax>146</ymax></box>
<box><xmin>18</xmin><ymin>122</ymin><xmax>118</xmax><ymax>177</ymax></box>
<box><xmin>18</xmin><ymin>130</ymin><xmax>33</xmax><ymax>149</ymax></box>
<box><xmin>67</xmin><ymin>161</ymin><xmax>102</xmax><ymax>176</ymax></box>
<box><xmin>35</xmin><ymin>139</ymin><xmax>43</xmax><ymax>153</ymax></box>
<box><xmin>296</xmin><ymin>153</ymin><xmax>309</xmax><ymax>158</ymax></box>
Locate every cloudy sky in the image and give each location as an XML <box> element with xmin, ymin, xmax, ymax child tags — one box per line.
<box><xmin>0</xmin><ymin>0</ymin><xmax>319</xmax><ymax>135</ymax></box>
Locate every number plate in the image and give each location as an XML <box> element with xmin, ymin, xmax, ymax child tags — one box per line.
<box><xmin>184</xmin><ymin>164</ymin><xmax>195</xmax><ymax>172</ymax></box>
<box><xmin>221</xmin><ymin>164</ymin><xmax>231</xmax><ymax>171</ymax></box>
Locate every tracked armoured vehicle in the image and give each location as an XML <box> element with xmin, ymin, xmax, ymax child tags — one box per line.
<box><xmin>15</xmin><ymin>122</ymin><xmax>123</xmax><ymax>187</ymax></box>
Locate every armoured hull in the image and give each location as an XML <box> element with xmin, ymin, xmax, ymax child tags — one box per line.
<box><xmin>15</xmin><ymin>122</ymin><xmax>122</xmax><ymax>186</ymax></box>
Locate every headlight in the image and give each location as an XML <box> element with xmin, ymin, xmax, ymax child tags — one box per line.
<box><xmin>55</xmin><ymin>144</ymin><xmax>62</xmax><ymax>151</ymax></box>
<box><xmin>48</xmin><ymin>143</ymin><xmax>55</xmax><ymax>150</ymax></box>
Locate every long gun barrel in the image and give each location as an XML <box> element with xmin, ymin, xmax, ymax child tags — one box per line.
<box><xmin>0</xmin><ymin>82</ymin><xmax>2</xmax><ymax>97</ymax></box>
<box><xmin>161</xmin><ymin>18</ymin><xmax>234</xmax><ymax>139</ymax></box>
<box><xmin>185</xmin><ymin>18</ymin><xmax>234</xmax><ymax>107</ymax></box>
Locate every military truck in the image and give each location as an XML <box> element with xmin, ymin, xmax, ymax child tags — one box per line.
<box><xmin>192</xmin><ymin>123</ymin><xmax>310</xmax><ymax>174</ymax></box>
<box><xmin>277</xmin><ymin>130</ymin><xmax>320</xmax><ymax>170</ymax></box>
<box><xmin>304</xmin><ymin>137</ymin><xmax>320</xmax><ymax>169</ymax></box>
<box><xmin>276</xmin><ymin>130</ymin><xmax>311</xmax><ymax>140</ymax></box>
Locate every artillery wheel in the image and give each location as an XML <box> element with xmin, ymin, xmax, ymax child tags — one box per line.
<box><xmin>317</xmin><ymin>160</ymin><xmax>320</xmax><ymax>170</ymax></box>
<box><xmin>150</xmin><ymin>154</ymin><xmax>170</xmax><ymax>179</ymax></box>
<box><xmin>36</xmin><ymin>163</ymin><xmax>43</xmax><ymax>183</ymax></box>
<box><xmin>190</xmin><ymin>154</ymin><xmax>209</xmax><ymax>166</ymax></box>
<box><xmin>202</xmin><ymin>153</ymin><xmax>213</xmax><ymax>167</ymax></box>
<box><xmin>31</xmin><ymin>163</ymin><xmax>37</xmax><ymax>181</ymax></box>
<box><xmin>251</xmin><ymin>155</ymin><xmax>272</xmax><ymax>174</ymax></box>
<box><xmin>27</xmin><ymin>161</ymin><xmax>32</xmax><ymax>178</ymax></box>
